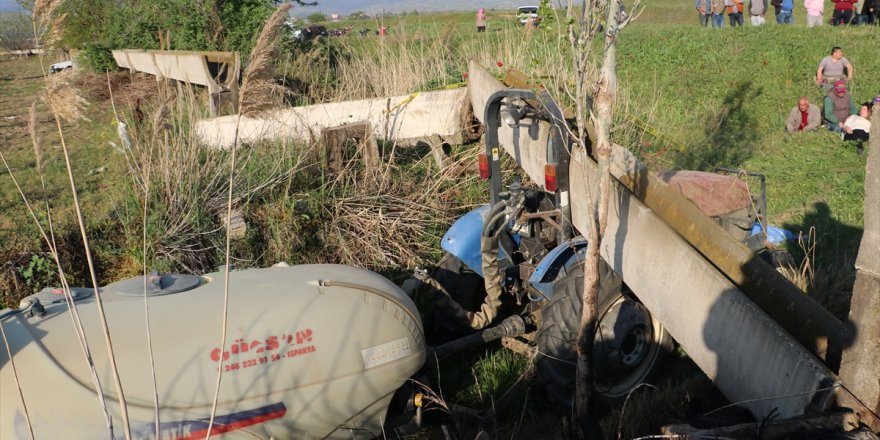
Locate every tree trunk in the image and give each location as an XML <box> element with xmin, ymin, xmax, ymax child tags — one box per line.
<box><xmin>575</xmin><ymin>1</ymin><xmax>620</xmax><ymax>438</ymax></box>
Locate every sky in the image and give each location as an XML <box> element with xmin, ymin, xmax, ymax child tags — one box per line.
<box><xmin>0</xmin><ymin>0</ymin><xmax>26</xmax><ymax>13</ymax></box>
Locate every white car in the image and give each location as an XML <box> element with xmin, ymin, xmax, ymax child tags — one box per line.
<box><xmin>517</xmin><ymin>6</ymin><xmax>540</xmax><ymax>26</ymax></box>
<box><xmin>49</xmin><ymin>60</ymin><xmax>74</xmax><ymax>73</ymax></box>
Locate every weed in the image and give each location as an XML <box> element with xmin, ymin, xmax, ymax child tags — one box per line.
<box><xmin>17</xmin><ymin>253</ymin><xmax>56</xmax><ymax>293</ymax></box>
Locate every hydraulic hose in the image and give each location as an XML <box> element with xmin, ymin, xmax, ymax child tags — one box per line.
<box><xmin>426</xmin><ymin>315</ymin><xmax>526</xmax><ymax>365</ymax></box>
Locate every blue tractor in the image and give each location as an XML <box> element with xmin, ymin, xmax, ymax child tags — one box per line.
<box><xmin>411</xmin><ymin>85</ymin><xmax>790</xmax><ymax>406</ymax></box>
<box><xmin>412</xmin><ymin>88</ymin><xmax>675</xmax><ymax>404</ymax></box>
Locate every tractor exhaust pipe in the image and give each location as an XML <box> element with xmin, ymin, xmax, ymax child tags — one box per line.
<box><xmin>425</xmin><ymin>315</ymin><xmax>527</xmax><ymax>366</ymax></box>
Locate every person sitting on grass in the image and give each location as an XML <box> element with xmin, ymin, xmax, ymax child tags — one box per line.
<box><xmin>816</xmin><ymin>47</ymin><xmax>853</xmax><ymax>89</ymax></box>
<box><xmin>823</xmin><ymin>80</ymin><xmax>858</xmax><ymax>133</ymax></box>
<box><xmin>841</xmin><ymin>101</ymin><xmax>873</xmax><ymax>154</ymax></box>
<box><xmin>786</xmin><ymin>96</ymin><xmax>822</xmax><ymax>133</ymax></box>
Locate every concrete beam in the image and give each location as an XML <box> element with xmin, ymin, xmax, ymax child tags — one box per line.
<box><xmin>571</xmin><ymin>146</ymin><xmax>837</xmax><ymax>420</ymax></box>
<box><xmin>112</xmin><ymin>49</ymin><xmax>241</xmax><ymax>117</ymax></box>
<box><xmin>194</xmin><ymin>88</ymin><xmax>473</xmax><ymax>150</ymax></box>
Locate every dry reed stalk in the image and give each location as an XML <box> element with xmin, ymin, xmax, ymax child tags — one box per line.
<box><xmin>34</xmin><ymin>0</ymin><xmax>64</xmax><ymax>19</ymax></box>
<box><xmin>28</xmin><ymin>103</ymin><xmax>43</xmax><ymax>174</ymax></box>
<box><xmin>0</xmin><ymin>322</ymin><xmax>35</xmax><ymax>440</ymax></box>
<box><xmin>45</xmin><ymin>71</ymin><xmax>89</xmax><ymax>123</ymax></box>
<box><xmin>239</xmin><ymin>3</ymin><xmax>292</xmax><ymax>117</ymax></box>
<box><xmin>19</xmin><ymin>2</ymin><xmax>135</xmax><ymax>437</ymax></box>
<box><xmin>327</xmin><ymin>22</ymin><xmax>455</xmax><ymax>101</ymax></box>
<box><xmin>41</xmin><ymin>13</ymin><xmax>66</xmax><ymax>50</ymax></box>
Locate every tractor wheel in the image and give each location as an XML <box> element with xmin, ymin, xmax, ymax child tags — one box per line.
<box><xmin>534</xmin><ymin>262</ymin><xmax>673</xmax><ymax>406</ymax></box>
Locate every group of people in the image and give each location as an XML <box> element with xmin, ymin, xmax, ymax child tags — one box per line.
<box><xmin>697</xmin><ymin>0</ymin><xmax>880</xmax><ymax>27</ymax></box>
<box><xmin>786</xmin><ymin>47</ymin><xmax>877</xmax><ymax>154</ymax></box>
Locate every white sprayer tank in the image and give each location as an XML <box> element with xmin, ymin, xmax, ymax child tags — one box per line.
<box><xmin>0</xmin><ymin>264</ymin><xmax>426</xmax><ymax>439</ymax></box>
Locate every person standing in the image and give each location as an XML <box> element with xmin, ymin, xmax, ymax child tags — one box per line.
<box><xmin>823</xmin><ymin>80</ymin><xmax>859</xmax><ymax>133</ymax></box>
<box><xmin>749</xmin><ymin>0</ymin><xmax>769</xmax><ymax>25</ymax></box>
<box><xmin>816</xmin><ymin>47</ymin><xmax>854</xmax><ymax>88</ymax></box>
<box><xmin>786</xmin><ymin>97</ymin><xmax>822</xmax><ymax>133</ymax></box>
<box><xmin>712</xmin><ymin>0</ymin><xmax>727</xmax><ymax>27</ymax></box>
<box><xmin>804</xmin><ymin>0</ymin><xmax>825</xmax><ymax>26</ymax></box>
<box><xmin>866</xmin><ymin>0</ymin><xmax>880</xmax><ymax>25</ymax></box>
<box><xmin>696</xmin><ymin>0</ymin><xmax>712</xmax><ymax>26</ymax></box>
<box><xmin>476</xmin><ymin>8</ymin><xmax>487</xmax><ymax>33</ymax></box>
<box><xmin>777</xmin><ymin>0</ymin><xmax>794</xmax><ymax>23</ymax></box>
<box><xmin>831</xmin><ymin>0</ymin><xmax>859</xmax><ymax>25</ymax></box>
<box><xmin>771</xmin><ymin>0</ymin><xmax>783</xmax><ymax>21</ymax></box>
<box><xmin>728</xmin><ymin>0</ymin><xmax>746</xmax><ymax>26</ymax></box>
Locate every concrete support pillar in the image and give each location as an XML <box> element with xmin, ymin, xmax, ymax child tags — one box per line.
<box><xmin>321</xmin><ymin>121</ymin><xmax>380</xmax><ymax>174</ymax></box>
<box><xmin>839</xmin><ymin>107</ymin><xmax>880</xmax><ymax>430</ymax></box>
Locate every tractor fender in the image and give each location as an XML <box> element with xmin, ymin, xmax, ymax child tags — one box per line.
<box><xmin>527</xmin><ymin>237</ymin><xmax>589</xmax><ymax>301</ymax></box>
<box><xmin>441</xmin><ymin>205</ymin><xmax>520</xmax><ymax>277</ymax></box>
<box><xmin>441</xmin><ymin>205</ymin><xmax>490</xmax><ymax>276</ymax></box>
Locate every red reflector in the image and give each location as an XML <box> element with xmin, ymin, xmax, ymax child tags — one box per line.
<box><xmin>544</xmin><ymin>163</ymin><xmax>558</xmax><ymax>192</ymax></box>
<box><xmin>479</xmin><ymin>153</ymin><xmax>490</xmax><ymax>180</ymax></box>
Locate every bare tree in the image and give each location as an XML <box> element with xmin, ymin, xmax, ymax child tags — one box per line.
<box><xmin>0</xmin><ymin>12</ymin><xmax>34</xmax><ymax>51</ymax></box>
<box><xmin>565</xmin><ymin>0</ymin><xmax>641</xmax><ymax>437</ymax></box>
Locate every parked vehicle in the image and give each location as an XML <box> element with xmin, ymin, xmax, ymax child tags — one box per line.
<box><xmin>516</xmin><ymin>6</ymin><xmax>541</xmax><ymax>26</ymax></box>
<box><xmin>50</xmin><ymin>60</ymin><xmax>74</xmax><ymax>73</ymax></box>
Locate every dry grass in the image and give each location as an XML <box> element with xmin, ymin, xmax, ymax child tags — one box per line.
<box><xmin>34</xmin><ymin>0</ymin><xmax>64</xmax><ymax>20</ymax></box>
<box><xmin>239</xmin><ymin>3</ymin><xmax>292</xmax><ymax>117</ymax></box>
<box><xmin>115</xmin><ymin>78</ymin><xmax>311</xmax><ymax>274</ymax></box>
<box><xmin>77</xmin><ymin>71</ymin><xmax>157</xmax><ymax>104</ymax></box>
<box><xmin>283</xmin><ymin>20</ymin><xmax>543</xmax><ymax>104</ymax></box>
<box><xmin>331</xmin><ymin>25</ymin><xmax>458</xmax><ymax>100</ymax></box>
<box><xmin>304</xmin><ymin>143</ymin><xmax>480</xmax><ymax>270</ymax></box>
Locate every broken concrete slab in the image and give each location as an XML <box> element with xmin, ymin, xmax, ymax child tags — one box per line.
<box><xmin>113</xmin><ymin>49</ymin><xmax>240</xmax><ymax>116</ymax></box>
<box><xmin>194</xmin><ymin>88</ymin><xmax>475</xmax><ymax>152</ymax></box>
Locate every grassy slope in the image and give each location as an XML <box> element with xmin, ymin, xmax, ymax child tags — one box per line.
<box><xmin>0</xmin><ymin>57</ymin><xmax>124</xmax><ymax>300</ymax></box>
<box><xmin>617</xmin><ymin>23</ymin><xmax>876</xmax><ymax>307</ymax></box>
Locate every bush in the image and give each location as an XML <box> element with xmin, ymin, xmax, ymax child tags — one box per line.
<box><xmin>77</xmin><ymin>42</ymin><xmax>119</xmax><ymax>73</ymax></box>
<box><xmin>307</xmin><ymin>12</ymin><xmax>326</xmax><ymax>23</ymax></box>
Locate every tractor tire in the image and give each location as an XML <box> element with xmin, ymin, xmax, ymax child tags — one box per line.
<box><xmin>534</xmin><ymin>262</ymin><xmax>673</xmax><ymax>406</ymax></box>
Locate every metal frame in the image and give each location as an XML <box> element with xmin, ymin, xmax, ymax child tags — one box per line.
<box><xmin>483</xmin><ymin>89</ymin><xmax>573</xmax><ymax>242</ymax></box>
